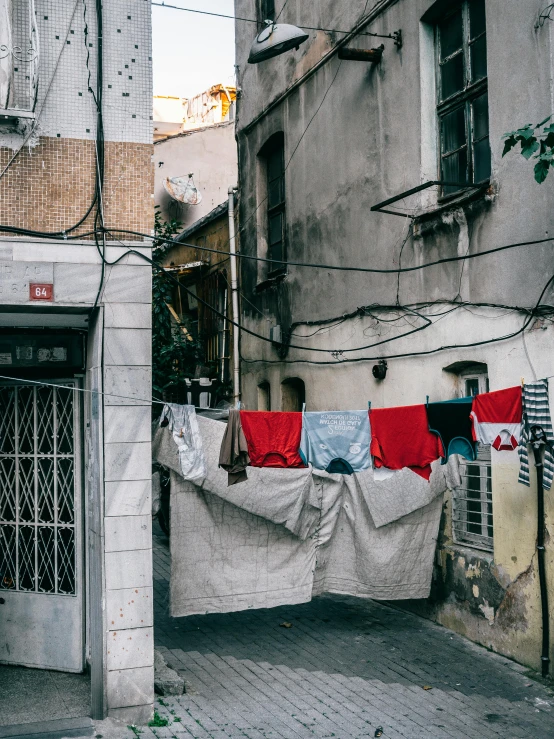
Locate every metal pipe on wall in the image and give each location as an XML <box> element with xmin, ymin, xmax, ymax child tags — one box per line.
<box><xmin>228</xmin><ymin>187</ymin><xmax>241</xmax><ymax>406</ymax></box>
<box><xmin>530</xmin><ymin>425</ymin><xmax>551</xmax><ymax>678</ymax></box>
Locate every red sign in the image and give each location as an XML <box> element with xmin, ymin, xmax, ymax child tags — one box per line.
<box><xmin>29</xmin><ymin>283</ymin><xmax>54</xmax><ymax>301</ymax></box>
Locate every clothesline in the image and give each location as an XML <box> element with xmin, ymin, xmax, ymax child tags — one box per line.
<box><xmin>0</xmin><ymin>374</ymin><xmax>216</xmax><ymax>410</ymax></box>
<box><xmin>216</xmin><ymin>382</ymin><xmax>554</xmax><ymax>489</ymax></box>
<box><xmin>0</xmin><ymin>372</ymin><xmax>552</xmax><ymax>414</ymax></box>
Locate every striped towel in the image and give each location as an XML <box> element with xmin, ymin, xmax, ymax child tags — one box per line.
<box><xmin>518</xmin><ymin>379</ymin><xmax>554</xmax><ymax>489</ymax></box>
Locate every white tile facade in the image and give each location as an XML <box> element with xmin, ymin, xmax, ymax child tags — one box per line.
<box><xmin>0</xmin><ymin>0</ymin><xmax>154</xmax><ymax>721</ymax></box>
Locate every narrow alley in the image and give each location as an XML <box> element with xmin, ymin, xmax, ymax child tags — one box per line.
<box><xmin>124</xmin><ymin>527</ymin><xmax>554</xmax><ymax>739</ymax></box>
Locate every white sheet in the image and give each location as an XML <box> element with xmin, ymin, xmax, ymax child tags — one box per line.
<box><xmin>159</xmin><ymin>417</ymin><xmax>448</xmax><ymax>617</ymax></box>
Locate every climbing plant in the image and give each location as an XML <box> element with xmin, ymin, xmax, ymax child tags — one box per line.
<box><xmin>152</xmin><ymin>207</ymin><xmax>203</xmax><ymax>398</ymax></box>
<box><xmin>502</xmin><ymin>115</ymin><xmax>554</xmax><ymax>184</ymax></box>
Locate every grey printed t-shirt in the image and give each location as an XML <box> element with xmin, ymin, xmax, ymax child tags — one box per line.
<box><xmin>299</xmin><ymin>410</ymin><xmax>372</xmax><ymax>474</ymax></box>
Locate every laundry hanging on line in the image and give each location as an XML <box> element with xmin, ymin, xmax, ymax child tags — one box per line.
<box><xmin>163</xmin><ymin>415</ymin><xmax>454</xmax><ymax>617</ymax></box>
<box><xmin>211</xmin><ymin>380</ymin><xmax>550</xmax><ymax>487</ymax></box>
<box><xmin>240</xmin><ymin>411</ymin><xmax>306</xmax><ymax>469</ymax></box>
<box><xmin>518</xmin><ymin>379</ymin><xmax>554</xmax><ymax>489</ymax></box>
<box><xmin>371</xmin><ymin>404</ymin><xmax>444</xmax><ymax>480</ymax></box>
<box><xmin>158</xmin><ymin>403</ymin><xmax>207</xmax><ymax>485</ymax></box>
<box><xmin>426</xmin><ymin>396</ymin><xmax>478</xmax><ymax>464</ymax></box>
<box><xmin>299</xmin><ymin>409</ymin><xmax>372</xmax><ymax>475</ymax></box>
<box><xmin>470</xmin><ymin>386</ymin><xmax>523</xmax><ymax>451</ymax></box>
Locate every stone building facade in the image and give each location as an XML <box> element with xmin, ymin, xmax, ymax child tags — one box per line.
<box><xmin>0</xmin><ymin>0</ymin><xmax>154</xmax><ymax>724</ymax></box>
<box><xmin>235</xmin><ymin>0</ymin><xmax>554</xmax><ymax>673</ymax></box>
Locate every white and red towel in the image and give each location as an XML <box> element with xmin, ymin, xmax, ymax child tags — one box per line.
<box><xmin>470</xmin><ymin>386</ymin><xmax>522</xmax><ymax>451</ymax></box>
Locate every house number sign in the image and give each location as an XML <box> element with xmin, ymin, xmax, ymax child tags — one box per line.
<box><xmin>29</xmin><ymin>283</ymin><xmax>54</xmax><ymax>301</ymax></box>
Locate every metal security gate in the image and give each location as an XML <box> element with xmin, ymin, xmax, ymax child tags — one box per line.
<box><xmin>0</xmin><ymin>381</ymin><xmax>84</xmax><ymax>672</ymax></box>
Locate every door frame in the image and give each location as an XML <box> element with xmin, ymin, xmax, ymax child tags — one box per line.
<box><xmin>0</xmin><ymin>377</ymin><xmax>86</xmax><ymax>672</ymax></box>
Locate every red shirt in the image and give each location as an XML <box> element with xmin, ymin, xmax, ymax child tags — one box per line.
<box><xmin>240</xmin><ymin>411</ymin><xmax>306</xmax><ymax>468</ymax></box>
<box><xmin>370</xmin><ymin>404</ymin><xmax>444</xmax><ymax>480</ymax></box>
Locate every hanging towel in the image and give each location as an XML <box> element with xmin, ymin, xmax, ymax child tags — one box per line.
<box><xmin>299</xmin><ymin>410</ymin><xmax>372</xmax><ymax>474</ymax></box>
<box><xmin>370</xmin><ymin>404</ymin><xmax>444</xmax><ymax>480</ymax></box>
<box><xmin>426</xmin><ymin>397</ymin><xmax>478</xmax><ymax>464</ymax></box>
<box><xmin>159</xmin><ymin>404</ymin><xmax>206</xmax><ymax>485</ymax></box>
<box><xmin>518</xmin><ymin>380</ymin><xmax>554</xmax><ymax>490</ymax></box>
<box><xmin>240</xmin><ymin>411</ymin><xmax>306</xmax><ymax>468</ymax></box>
<box><xmin>470</xmin><ymin>386</ymin><xmax>522</xmax><ymax>451</ymax></box>
<box><xmin>219</xmin><ymin>409</ymin><xmax>250</xmax><ymax>485</ymax></box>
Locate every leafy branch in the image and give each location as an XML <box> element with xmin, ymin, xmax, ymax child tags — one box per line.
<box><xmin>502</xmin><ymin>115</ymin><xmax>554</xmax><ymax>184</ymax></box>
<box><xmin>152</xmin><ymin>207</ymin><xmax>203</xmax><ymax>397</ymax></box>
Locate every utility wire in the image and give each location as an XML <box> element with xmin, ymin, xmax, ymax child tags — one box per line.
<box><xmin>241</xmin><ymin>273</ymin><xmax>554</xmax><ymax>365</ymax></box>
<box><xmin>0</xmin><ymin>375</ymin><xmax>166</xmax><ymax>406</ymax></box>
<box><xmin>102</xmin><ymin>227</ymin><xmax>554</xmax><ymax>276</ymax></box>
<box><xmin>98</xmin><ymin>230</ymin><xmax>554</xmax><ymax>362</ymax></box>
<box><xmin>151</xmin><ymin>1</ymin><xmax>399</xmax><ymax>40</ymax></box>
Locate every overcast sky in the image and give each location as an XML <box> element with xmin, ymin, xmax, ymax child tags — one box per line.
<box><xmin>152</xmin><ymin>0</ymin><xmax>237</xmax><ymax>99</ymax></box>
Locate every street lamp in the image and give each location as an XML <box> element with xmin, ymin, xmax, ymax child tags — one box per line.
<box><xmin>248</xmin><ymin>20</ymin><xmax>309</xmax><ymax>64</ymax></box>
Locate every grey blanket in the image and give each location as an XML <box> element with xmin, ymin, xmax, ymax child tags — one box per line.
<box><xmin>155</xmin><ymin>416</ymin><xmax>450</xmax><ymax>616</ymax></box>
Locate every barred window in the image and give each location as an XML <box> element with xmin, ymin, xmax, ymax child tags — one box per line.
<box><xmin>436</xmin><ymin>0</ymin><xmax>490</xmax><ymax>195</ymax></box>
<box><xmin>452</xmin><ymin>372</ymin><xmax>493</xmax><ymax>552</ymax></box>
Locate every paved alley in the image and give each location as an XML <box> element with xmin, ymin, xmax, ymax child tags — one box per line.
<box><xmin>121</xmin><ymin>528</ymin><xmax>554</xmax><ymax>739</ymax></box>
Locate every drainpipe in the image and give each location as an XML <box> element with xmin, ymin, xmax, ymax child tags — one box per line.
<box><xmin>228</xmin><ymin>187</ymin><xmax>241</xmax><ymax>406</ymax></box>
<box><xmin>530</xmin><ymin>425</ymin><xmax>550</xmax><ymax>678</ymax></box>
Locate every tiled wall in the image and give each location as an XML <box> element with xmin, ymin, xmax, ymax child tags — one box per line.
<box><xmin>0</xmin><ymin>0</ymin><xmax>154</xmax><ymax>239</ymax></box>
<box><xmin>0</xmin><ymin>139</ymin><xmax>153</xmax><ymax>237</ymax></box>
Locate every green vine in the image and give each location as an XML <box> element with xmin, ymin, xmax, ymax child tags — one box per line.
<box><xmin>502</xmin><ymin>115</ymin><xmax>554</xmax><ymax>184</ymax></box>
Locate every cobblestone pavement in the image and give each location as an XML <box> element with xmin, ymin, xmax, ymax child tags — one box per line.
<box><xmin>129</xmin><ymin>529</ymin><xmax>554</xmax><ymax>739</ymax></box>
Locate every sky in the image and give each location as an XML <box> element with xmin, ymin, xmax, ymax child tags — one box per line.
<box><xmin>152</xmin><ymin>0</ymin><xmax>238</xmax><ymax>99</ymax></box>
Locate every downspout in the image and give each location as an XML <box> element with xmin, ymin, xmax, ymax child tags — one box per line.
<box><xmin>530</xmin><ymin>425</ymin><xmax>550</xmax><ymax>678</ymax></box>
<box><xmin>228</xmin><ymin>187</ymin><xmax>241</xmax><ymax>406</ymax></box>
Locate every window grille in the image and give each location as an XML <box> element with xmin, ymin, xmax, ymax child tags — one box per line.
<box><xmin>0</xmin><ymin>0</ymin><xmax>39</xmax><ymax>113</ymax></box>
<box><xmin>200</xmin><ymin>271</ymin><xmax>230</xmax><ymax>383</ymax></box>
<box><xmin>452</xmin><ymin>372</ymin><xmax>493</xmax><ymax>552</ymax></box>
<box><xmin>436</xmin><ymin>0</ymin><xmax>490</xmax><ymax>195</ymax></box>
<box><xmin>0</xmin><ymin>383</ymin><xmax>77</xmax><ymax>595</ymax></box>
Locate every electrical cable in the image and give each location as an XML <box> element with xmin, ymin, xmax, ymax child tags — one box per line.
<box><xmin>240</xmin><ymin>272</ymin><xmax>554</xmax><ymax>365</ymax></box>
<box><xmin>100</xmin><ymin>230</ymin><xmax>435</xmax><ymax>354</ymax></box>
<box><xmin>98</xmin><ymin>229</ymin><xmax>554</xmax><ymax>364</ymax></box>
<box><xmin>151</xmin><ymin>1</ymin><xmax>399</xmax><ymax>40</ymax></box>
<box><xmin>104</xmin><ymin>227</ymin><xmax>554</xmax><ymax>276</ymax></box>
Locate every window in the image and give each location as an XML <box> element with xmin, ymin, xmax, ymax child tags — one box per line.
<box><xmin>281</xmin><ymin>378</ymin><xmax>305</xmax><ymax>412</ymax></box>
<box><xmin>200</xmin><ymin>271</ymin><xmax>230</xmax><ymax>383</ymax></box>
<box><xmin>452</xmin><ymin>371</ymin><xmax>493</xmax><ymax>552</ymax></box>
<box><xmin>436</xmin><ymin>0</ymin><xmax>490</xmax><ymax>195</ymax></box>
<box><xmin>260</xmin><ymin>133</ymin><xmax>286</xmax><ymax>275</ymax></box>
<box><xmin>258</xmin><ymin>382</ymin><xmax>271</xmax><ymax>411</ymax></box>
<box><xmin>0</xmin><ymin>0</ymin><xmax>39</xmax><ymax>114</ymax></box>
<box><xmin>258</xmin><ymin>0</ymin><xmax>276</xmax><ymax>25</ymax></box>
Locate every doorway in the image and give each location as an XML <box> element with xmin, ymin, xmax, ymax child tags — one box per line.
<box><xmin>0</xmin><ymin>379</ymin><xmax>90</xmax><ymax>730</ymax></box>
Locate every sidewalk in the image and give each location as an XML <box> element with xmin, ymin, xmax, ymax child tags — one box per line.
<box><xmin>120</xmin><ymin>528</ymin><xmax>553</xmax><ymax>739</ymax></box>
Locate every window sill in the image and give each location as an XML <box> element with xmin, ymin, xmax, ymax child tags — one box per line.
<box><xmin>414</xmin><ymin>181</ymin><xmax>493</xmax><ymax>231</ymax></box>
<box><xmin>255</xmin><ymin>270</ymin><xmax>287</xmax><ymax>293</ymax></box>
<box><xmin>0</xmin><ymin>108</ymin><xmax>36</xmax><ymax>120</ymax></box>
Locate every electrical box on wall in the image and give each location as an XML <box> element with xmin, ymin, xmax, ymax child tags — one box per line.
<box><xmin>0</xmin><ymin>333</ymin><xmax>85</xmax><ymax>371</ymax></box>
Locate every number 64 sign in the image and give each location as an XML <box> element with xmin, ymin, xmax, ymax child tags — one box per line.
<box><xmin>29</xmin><ymin>283</ymin><xmax>54</xmax><ymax>301</ymax></box>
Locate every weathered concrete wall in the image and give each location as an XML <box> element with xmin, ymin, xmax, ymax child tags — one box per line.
<box><xmin>235</xmin><ymin>0</ymin><xmax>554</xmax><ymax>672</ymax></box>
<box><xmin>154</xmin><ymin>122</ymin><xmax>238</xmax><ymax>228</ymax></box>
